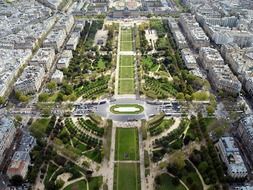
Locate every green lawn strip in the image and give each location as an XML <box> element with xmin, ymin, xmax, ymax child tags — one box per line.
<box><xmin>119</xmin><ymin>66</ymin><xmax>135</xmax><ymax>78</ymax></box>
<box><xmin>115</xmin><ymin>128</ymin><xmax>139</xmax><ymax>160</ymax></box>
<box><xmin>156</xmin><ymin>173</ymin><xmax>186</xmax><ymax>190</ymax></box>
<box><xmin>72</xmin><ymin>137</ymin><xmax>89</xmax><ymax>152</ymax></box>
<box><xmin>149</xmin><ymin>118</ymin><xmax>175</xmax><ymax>136</ymax></box>
<box><xmin>110</xmin><ymin>104</ymin><xmax>144</xmax><ymax>114</ymax></box>
<box><xmin>120</xmin><ymin>55</ymin><xmax>134</xmax><ymax>67</ymax></box>
<box><xmin>44</xmin><ymin>162</ymin><xmax>58</xmax><ymax>185</ymax></box>
<box><xmin>120</xmin><ymin>41</ymin><xmax>133</xmax><ymax>51</ymax></box>
<box><xmin>118</xmin><ymin>79</ymin><xmax>135</xmax><ymax>94</ymax></box>
<box><xmin>83</xmin><ymin>148</ymin><xmax>103</xmax><ymax>163</ymax></box>
<box><xmin>114</xmin><ymin>163</ymin><xmax>140</xmax><ymax>190</ymax></box>
<box><xmin>121</xmin><ymin>29</ymin><xmax>133</xmax><ymax>42</ymax></box>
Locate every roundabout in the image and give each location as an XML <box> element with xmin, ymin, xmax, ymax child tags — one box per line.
<box><xmin>110</xmin><ymin>104</ymin><xmax>144</xmax><ymax>114</ymax></box>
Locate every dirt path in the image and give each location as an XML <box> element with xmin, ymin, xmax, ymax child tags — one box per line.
<box><xmin>187</xmin><ymin>159</ymin><xmax>210</xmax><ymax>190</ymax></box>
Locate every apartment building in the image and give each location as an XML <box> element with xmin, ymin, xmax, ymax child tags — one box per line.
<box><xmin>14</xmin><ymin>66</ymin><xmax>45</xmax><ymax>94</ymax></box>
<box><xmin>237</xmin><ymin>115</ymin><xmax>253</xmax><ymax>162</ymax></box>
<box><xmin>7</xmin><ymin>151</ymin><xmax>31</xmax><ymax>179</ymax></box>
<box><xmin>57</xmin><ymin>50</ymin><xmax>73</xmax><ymax>69</ymax></box>
<box><xmin>217</xmin><ymin>137</ymin><xmax>248</xmax><ymax>178</ymax></box>
<box><xmin>0</xmin><ymin>118</ymin><xmax>16</xmax><ymax>164</ymax></box>
<box><xmin>179</xmin><ymin>13</ymin><xmax>210</xmax><ymax>50</ymax></box>
<box><xmin>30</xmin><ymin>48</ymin><xmax>55</xmax><ymax>71</ymax></box>
<box><xmin>208</xmin><ymin>64</ymin><xmax>241</xmax><ymax>95</ymax></box>
<box><xmin>43</xmin><ymin>29</ymin><xmax>67</xmax><ymax>51</ymax></box>
<box><xmin>199</xmin><ymin>47</ymin><xmax>224</xmax><ymax>71</ymax></box>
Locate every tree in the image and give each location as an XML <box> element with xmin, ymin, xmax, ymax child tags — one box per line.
<box><xmin>186</xmin><ymin>176</ymin><xmax>193</xmax><ymax>185</ymax></box>
<box><xmin>55</xmin><ymin>179</ymin><xmax>64</xmax><ymax>189</ymax></box>
<box><xmin>176</xmin><ymin>92</ymin><xmax>185</xmax><ymax>100</ymax></box>
<box><xmin>61</xmin><ymin>83</ymin><xmax>73</xmax><ymax>95</ymax></box>
<box><xmin>10</xmin><ymin>175</ymin><xmax>23</xmax><ymax>186</ymax></box>
<box><xmin>15</xmin><ymin>115</ymin><xmax>22</xmax><ymax>122</ymax></box>
<box><xmin>56</xmin><ymin>92</ymin><xmax>64</xmax><ymax>102</ymax></box>
<box><xmin>172</xmin><ymin>177</ymin><xmax>180</xmax><ymax>186</ymax></box>
<box><xmin>15</xmin><ymin>92</ymin><xmax>29</xmax><ymax>102</ymax></box>
<box><xmin>207</xmin><ymin>105</ymin><xmax>215</xmax><ymax>115</ymax></box>
<box><xmin>0</xmin><ymin>96</ymin><xmax>4</xmax><ymax>104</ymax></box>
<box><xmin>170</xmin><ymin>151</ymin><xmax>186</xmax><ymax>170</ymax></box>
<box><xmin>47</xmin><ymin>81</ymin><xmax>57</xmax><ymax>91</ymax></box>
<box><xmin>155</xmin><ymin>176</ymin><xmax>161</xmax><ymax>185</ymax></box>
<box><xmin>198</xmin><ymin>161</ymin><xmax>208</xmax><ymax>174</ymax></box>
<box><xmin>38</xmin><ymin>93</ymin><xmax>49</xmax><ymax>102</ymax></box>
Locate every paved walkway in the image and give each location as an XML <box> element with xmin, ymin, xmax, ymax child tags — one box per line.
<box><xmin>166</xmin><ymin>172</ymin><xmax>189</xmax><ymax>190</ymax></box>
<box><xmin>150</xmin><ymin>117</ymin><xmax>181</xmax><ymax>141</ymax></box>
<box><xmin>187</xmin><ymin>159</ymin><xmax>210</xmax><ymax>190</ymax></box>
<box><xmin>138</xmin><ymin>127</ymin><xmax>146</xmax><ymax>190</ymax></box>
<box><xmin>107</xmin><ymin>123</ymin><xmax>116</xmax><ymax>190</ymax></box>
<box><xmin>114</xmin><ymin>25</ymin><xmax>121</xmax><ymax>96</ymax></box>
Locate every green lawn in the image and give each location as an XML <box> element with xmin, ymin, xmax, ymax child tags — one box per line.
<box><xmin>120</xmin><ymin>41</ymin><xmax>133</xmax><ymax>51</ymax></box>
<box><xmin>118</xmin><ymin>79</ymin><xmax>135</xmax><ymax>94</ymax></box>
<box><xmin>120</xmin><ymin>28</ymin><xmax>133</xmax><ymax>51</ymax></box>
<box><xmin>44</xmin><ymin>162</ymin><xmax>58</xmax><ymax>185</ymax></box>
<box><xmin>83</xmin><ymin>149</ymin><xmax>103</xmax><ymax>163</ymax></box>
<box><xmin>30</xmin><ymin>118</ymin><xmax>50</xmax><ymax>139</ymax></box>
<box><xmin>64</xmin><ymin>180</ymin><xmax>87</xmax><ymax>190</ymax></box>
<box><xmin>156</xmin><ymin>173</ymin><xmax>186</xmax><ymax>190</ymax></box>
<box><xmin>119</xmin><ymin>66</ymin><xmax>135</xmax><ymax>78</ymax></box>
<box><xmin>114</xmin><ymin>163</ymin><xmax>141</xmax><ymax>190</ymax></box>
<box><xmin>118</xmin><ymin>55</ymin><xmax>135</xmax><ymax>94</ymax></box>
<box><xmin>115</xmin><ymin>128</ymin><xmax>139</xmax><ymax>160</ymax></box>
<box><xmin>63</xmin><ymin>176</ymin><xmax>103</xmax><ymax>190</ymax></box>
<box><xmin>120</xmin><ymin>55</ymin><xmax>134</xmax><ymax>67</ymax></box>
<box><xmin>121</xmin><ymin>29</ymin><xmax>132</xmax><ymax>41</ymax></box>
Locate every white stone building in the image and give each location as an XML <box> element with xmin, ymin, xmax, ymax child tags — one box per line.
<box><xmin>199</xmin><ymin>47</ymin><xmax>224</xmax><ymax>70</ymax></box>
<box><xmin>57</xmin><ymin>50</ymin><xmax>73</xmax><ymax>69</ymax></box>
<box><xmin>217</xmin><ymin>137</ymin><xmax>248</xmax><ymax>179</ymax></box>
<box><xmin>43</xmin><ymin>29</ymin><xmax>67</xmax><ymax>51</ymax></box>
<box><xmin>51</xmin><ymin>69</ymin><xmax>64</xmax><ymax>84</ymax></box>
<box><xmin>208</xmin><ymin>64</ymin><xmax>241</xmax><ymax>95</ymax></box>
<box><xmin>14</xmin><ymin>66</ymin><xmax>45</xmax><ymax>94</ymax></box>
<box><xmin>30</xmin><ymin>48</ymin><xmax>55</xmax><ymax>71</ymax></box>
<box><xmin>0</xmin><ymin>118</ymin><xmax>16</xmax><ymax>164</ymax></box>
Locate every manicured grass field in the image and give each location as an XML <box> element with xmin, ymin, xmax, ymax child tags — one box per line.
<box><xmin>156</xmin><ymin>174</ymin><xmax>186</xmax><ymax>190</ymax></box>
<box><xmin>118</xmin><ymin>55</ymin><xmax>135</xmax><ymax>94</ymax></box>
<box><xmin>120</xmin><ymin>55</ymin><xmax>134</xmax><ymax>67</ymax></box>
<box><xmin>120</xmin><ymin>41</ymin><xmax>133</xmax><ymax>51</ymax></box>
<box><xmin>118</xmin><ymin>79</ymin><xmax>135</xmax><ymax>94</ymax></box>
<box><xmin>119</xmin><ymin>66</ymin><xmax>135</xmax><ymax>78</ymax></box>
<box><xmin>120</xmin><ymin>28</ymin><xmax>133</xmax><ymax>51</ymax></box>
<box><xmin>115</xmin><ymin>128</ymin><xmax>139</xmax><ymax>160</ymax></box>
<box><xmin>121</xmin><ymin>29</ymin><xmax>132</xmax><ymax>41</ymax></box>
<box><xmin>114</xmin><ymin>163</ymin><xmax>141</xmax><ymax>190</ymax></box>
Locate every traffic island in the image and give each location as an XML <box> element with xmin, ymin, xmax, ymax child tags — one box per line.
<box><xmin>110</xmin><ymin>104</ymin><xmax>144</xmax><ymax>114</ymax></box>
